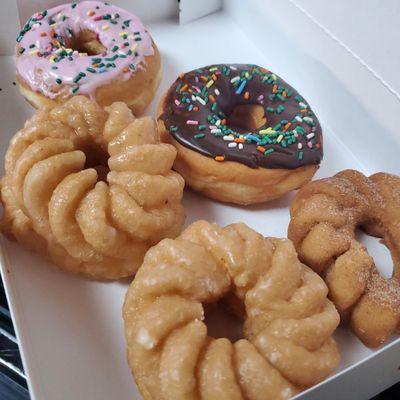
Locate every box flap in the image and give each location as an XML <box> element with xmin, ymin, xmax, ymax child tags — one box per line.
<box><xmin>0</xmin><ymin>0</ymin><xmax>19</xmax><ymax>55</ymax></box>
<box><xmin>293</xmin><ymin>0</ymin><xmax>400</xmax><ymax>96</ymax></box>
<box><xmin>179</xmin><ymin>0</ymin><xmax>222</xmax><ymax>24</ymax></box>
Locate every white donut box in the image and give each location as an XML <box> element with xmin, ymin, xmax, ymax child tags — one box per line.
<box><xmin>1</xmin><ymin>0</ymin><xmax>399</xmax><ymax>399</ymax></box>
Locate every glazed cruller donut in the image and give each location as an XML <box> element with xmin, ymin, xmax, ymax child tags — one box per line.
<box><xmin>15</xmin><ymin>1</ymin><xmax>160</xmax><ymax>114</ymax></box>
<box><xmin>124</xmin><ymin>221</ymin><xmax>340</xmax><ymax>399</ymax></box>
<box><xmin>0</xmin><ymin>96</ymin><xmax>185</xmax><ymax>279</ymax></box>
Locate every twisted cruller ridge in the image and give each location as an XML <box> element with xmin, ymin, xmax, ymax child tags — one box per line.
<box><xmin>1</xmin><ymin>96</ymin><xmax>185</xmax><ymax>279</ymax></box>
<box><xmin>288</xmin><ymin>169</ymin><xmax>400</xmax><ymax>348</ymax></box>
<box><xmin>124</xmin><ymin>221</ymin><xmax>340</xmax><ymax>400</ymax></box>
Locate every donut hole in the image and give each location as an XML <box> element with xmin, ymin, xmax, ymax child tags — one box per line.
<box><xmin>203</xmin><ymin>295</ymin><xmax>244</xmax><ymax>342</ymax></box>
<box><xmin>67</xmin><ymin>29</ymin><xmax>106</xmax><ymax>55</ymax></box>
<box><xmin>226</xmin><ymin>104</ymin><xmax>266</xmax><ymax>131</ymax></box>
<box><xmin>356</xmin><ymin>227</ymin><xmax>393</xmax><ymax>279</ymax></box>
<box><xmin>80</xmin><ymin>144</ymin><xmax>109</xmax><ymax>181</ymax></box>
<box><xmin>93</xmin><ymin>165</ymin><xmax>109</xmax><ymax>182</ymax></box>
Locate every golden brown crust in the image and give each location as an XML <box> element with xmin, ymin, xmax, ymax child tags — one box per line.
<box><xmin>0</xmin><ymin>96</ymin><xmax>185</xmax><ymax>279</ymax></box>
<box><xmin>157</xmin><ymin>94</ymin><xmax>318</xmax><ymax>205</ymax></box>
<box><xmin>17</xmin><ymin>44</ymin><xmax>161</xmax><ymax>116</ymax></box>
<box><xmin>123</xmin><ymin>221</ymin><xmax>340</xmax><ymax>399</ymax></box>
<box><xmin>288</xmin><ymin>169</ymin><xmax>400</xmax><ymax>347</ymax></box>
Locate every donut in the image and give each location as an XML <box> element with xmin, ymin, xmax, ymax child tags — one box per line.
<box><xmin>0</xmin><ymin>96</ymin><xmax>185</xmax><ymax>279</ymax></box>
<box><xmin>15</xmin><ymin>1</ymin><xmax>160</xmax><ymax>114</ymax></box>
<box><xmin>158</xmin><ymin>64</ymin><xmax>323</xmax><ymax>205</ymax></box>
<box><xmin>288</xmin><ymin>169</ymin><xmax>400</xmax><ymax>347</ymax></box>
<box><xmin>123</xmin><ymin>220</ymin><xmax>340</xmax><ymax>399</ymax></box>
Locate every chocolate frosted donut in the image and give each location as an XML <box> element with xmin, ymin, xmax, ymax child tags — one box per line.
<box><xmin>160</xmin><ymin>64</ymin><xmax>323</xmax><ymax>169</ymax></box>
<box><xmin>158</xmin><ymin>64</ymin><xmax>323</xmax><ymax>205</ymax></box>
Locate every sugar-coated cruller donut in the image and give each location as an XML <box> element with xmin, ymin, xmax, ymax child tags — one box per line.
<box><xmin>158</xmin><ymin>64</ymin><xmax>323</xmax><ymax>205</ymax></box>
<box><xmin>16</xmin><ymin>1</ymin><xmax>160</xmax><ymax>114</ymax></box>
<box><xmin>288</xmin><ymin>169</ymin><xmax>400</xmax><ymax>347</ymax></box>
<box><xmin>123</xmin><ymin>221</ymin><xmax>340</xmax><ymax>400</ymax></box>
<box><xmin>0</xmin><ymin>96</ymin><xmax>184</xmax><ymax>279</ymax></box>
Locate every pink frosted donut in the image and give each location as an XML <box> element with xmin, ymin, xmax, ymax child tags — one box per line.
<box><xmin>15</xmin><ymin>1</ymin><xmax>161</xmax><ymax>114</ymax></box>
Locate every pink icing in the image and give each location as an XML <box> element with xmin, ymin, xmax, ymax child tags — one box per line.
<box><xmin>15</xmin><ymin>1</ymin><xmax>154</xmax><ymax>99</ymax></box>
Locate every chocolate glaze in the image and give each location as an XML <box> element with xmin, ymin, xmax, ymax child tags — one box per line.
<box><xmin>160</xmin><ymin>64</ymin><xmax>323</xmax><ymax>169</ymax></box>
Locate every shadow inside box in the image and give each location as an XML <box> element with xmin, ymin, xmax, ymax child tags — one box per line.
<box><xmin>182</xmin><ymin>186</ymin><xmax>221</xmax><ymax>225</ymax></box>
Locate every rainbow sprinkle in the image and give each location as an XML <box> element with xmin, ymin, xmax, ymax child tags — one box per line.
<box><xmin>161</xmin><ymin>64</ymin><xmax>323</xmax><ymax>168</ymax></box>
<box><xmin>15</xmin><ymin>1</ymin><xmax>151</xmax><ymax>96</ymax></box>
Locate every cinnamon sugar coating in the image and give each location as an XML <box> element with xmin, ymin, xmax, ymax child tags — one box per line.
<box><xmin>288</xmin><ymin>169</ymin><xmax>400</xmax><ymax>347</ymax></box>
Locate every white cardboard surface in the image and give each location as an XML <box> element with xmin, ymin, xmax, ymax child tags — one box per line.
<box><xmin>0</xmin><ymin>0</ymin><xmax>20</xmax><ymax>55</ymax></box>
<box><xmin>293</xmin><ymin>0</ymin><xmax>400</xmax><ymax>96</ymax></box>
<box><xmin>16</xmin><ymin>0</ymin><xmax>178</xmax><ymax>26</ymax></box>
<box><xmin>179</xmin><ymin>0</ymin><xmax>222</xmax><ymax>24</ymax></box>
<box><xmin>1</xmin><ymin>1</ymin><xmax>399</xmax><ymax>399</ymax></box>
